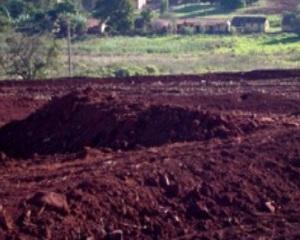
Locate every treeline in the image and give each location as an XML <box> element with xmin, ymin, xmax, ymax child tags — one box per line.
<box><xmin>0</xmin><ymin>0</ymin><xmax>89</xmax><ymax>36</ymax></box>
<box><xmin>0</xmin><ymin>0</ymin><xmax>143</xmax><ymax>35</ymax></box>
<box><xmin>0</xmin><ymin>0</ymin><xmax>262</xmax><ymax>36</ymax></box>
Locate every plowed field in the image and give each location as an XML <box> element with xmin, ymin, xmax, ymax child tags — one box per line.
<box><xmin>0</xmin><ymin>70</ymin><xmax>300</xmax><ymax>240</ymax></box>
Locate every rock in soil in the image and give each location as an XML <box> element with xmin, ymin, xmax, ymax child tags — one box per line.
<box><xmin>29</xmin><ymin>192</ymin><xmax>69</xmax><ymax>214</ymax></box>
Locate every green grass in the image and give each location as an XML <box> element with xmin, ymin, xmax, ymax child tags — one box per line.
<box><xmin>172</xmin><ymin>3</ymin><xmax>231</xmax><ymax>18</ymax></box>
<box><xmin>1</xmin><ymin>32</ymin><xmax>299</xmax><ymax>79</ymax></box>
<box><xmin>62</xmin><ymin>33</ymin><xmax>300</xmax><ymax>77</ymax></box>
<box><xmin>72</xmin><ymin>33</ymin><xmax>300</xmax><ymax>56</ymax></box>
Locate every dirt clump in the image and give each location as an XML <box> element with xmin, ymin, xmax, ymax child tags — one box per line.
<box><xmin>28</xmin><ymin>192</ymin><xmax>70</xmax><ymax>214</ymax></box>
<box><xmin>0</xmin><ymin>206</ymin><xmax>13</xmax><ymax>231</ymax></box>
<box><xmin>0</xmin><ymin>90</ymin><xmax>253</xmax><ymax>158</ymax></box>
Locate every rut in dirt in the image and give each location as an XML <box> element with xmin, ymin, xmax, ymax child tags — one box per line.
<box><xmin>0</xmin><ymin>90</ymin><xmax>258</xmax><ymax>158</ymax></box>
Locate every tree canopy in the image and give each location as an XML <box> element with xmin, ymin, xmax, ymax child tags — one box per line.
<box><xmin>93</xmin><ymin>0</ymin><xmax>134</xmax><ymax>33</ymax></box>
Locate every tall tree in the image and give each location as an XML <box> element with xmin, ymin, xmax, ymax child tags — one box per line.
<box><xmin>81</xmin><ymin>0</ymin><xmax>97</xmax><ymax>11</ymax></box>
<box><xmin>94</xmin><ymin>0</ymin><xmax>134</xmax><ymax>34</ymax></box>
<box><xmin>160</xmin><ymin>0</ymin><xmax>169</xmax><ymax>15</ymax></box>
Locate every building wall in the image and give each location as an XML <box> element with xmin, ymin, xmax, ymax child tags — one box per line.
<box><xmin>281</xmin><ymin>23</ymin><xmax>295</xmax><ymax>32</ymax></box>
<box><xmin>177</xmin><ymin>21</ymin><xmax>230</xmax><ymax>34</ymax></box>
<box><xmin>282</xmin><ymin>24</ymin><xmax>295</xmax><ymax>32</ymax></box>
<box><xmin>233</xmin><ymin>22</ymin><xmax>268</xmax><ymax>33</ymax></box>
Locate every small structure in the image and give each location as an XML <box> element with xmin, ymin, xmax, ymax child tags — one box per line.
<box><xmin>231</xmin><ymin>16</ymin><xmax>269</xmax><ymax>33</ymax></box>
<box><xmin>150</xmin><ymin>18</ymin><xmax>230</xmax><ymax>34</ymax></box>
<box><xmin>133</xmin><ymin>0</ymin><xmax>147</xmax><ymax>10</ymax></box>
<box><xmin>86</xmin><ymin>18</ymin><xmax>107</xmax><ymax>35</ymax></box>
<box><xmin>176</xmin><ymin>18</ymin><xmax>231</xmax><ymax>34</ymax></box>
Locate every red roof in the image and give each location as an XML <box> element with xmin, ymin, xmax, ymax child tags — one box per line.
<box><xmin>86</xmin><ymin>18</ymin><xmax>102</xmax><ymax>29</ymax></box>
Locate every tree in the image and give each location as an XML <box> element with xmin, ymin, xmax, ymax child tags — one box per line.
<box><xmin>4</xmin><ymin>0</ymin><xmax>27</xmax><ymax>19</ymax></box>
<box><xmin>0</xmin><ymin>5</ymin><xmax>11</xmax><ymax>32</ymax></box>
<box><xmin>19</xmin><ymin>0</ymin><xmax>84</xmax><ymax>37</ymax></box>
<box><xmin>81</xmin><ymin>0</ymin><xmax>97</xmax><ymax>11</ymax></box>
<box><xmin>94</xmin><ymin>0</ymin><xmax>134</xmax><ymax>34</ymax></box>
<box><xmin>140</xmin><ymin>8</ymin><xmax>154</xmax><ymax>31</ymax></box>
<box><xmin>0</xmin><ymin>32</ymin><xmax>58</xmax><ymax>80</ymax></box>
<box><xmin>160</xmin><ymin>0</ymin><xmax>169</xmax><ymax>15</ymax></box>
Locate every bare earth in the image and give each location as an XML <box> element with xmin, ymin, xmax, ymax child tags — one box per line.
<box><xmin>0</xmin><ymin>70</ymin><xmax>300</xmax><ymax>240</ymax></box>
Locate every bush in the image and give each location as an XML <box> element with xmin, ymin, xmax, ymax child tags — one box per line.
<box><xmin>5</xmin><ymin>0</ymin><xmax>27</xmax><ymax>19</ymax></box>
<box><xmin>160</xmin><ymin>0</ymin><xmax>169</xmax><ymax>15</ymax></box>
<box><xmin>122</xmin><ymin>65</ymin><xmax>159</xmax><ymax>77</ymax></box>
<box><xmin>0</xmin><ymin>31</ymin><xmax>58</xmax><ymax>80</ymax></box>
<box><xmin>55</xmin><ymin>14</ymin><xmax>87</xmax><ymax>37</ymax></box>
<box><xmin>72</xmin><ymin>14</ymin><xmax>87</xmax><ymax>36</ymax></box>
<box><xmin>114</xmin><ymin>66</ymin><xmax>148</xmax><ymax>77</ymax></box>
<box><xmin>94</xmin><ymin>0</ymin><xmax>134</xmax><ymax>34</ymax></box>
<box><xmin>145</xmin><ymin>65</ymin><xmax>160</xmax><ymax>75</ymax></box>
<box><xmin>0</xmin><ymin>5</ymin><xmax>11</xmax><ymax>31</ymax></box>
<box><xmin>178</xmin><ymin>26</ymin><xmax>195</xmax><ymax>35</ymax></box>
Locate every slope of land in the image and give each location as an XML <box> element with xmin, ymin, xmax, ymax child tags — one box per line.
<box><xmin>172</xmin><ymin>0</ymin><xmax>299</xmax><ymax>18</ymax></box>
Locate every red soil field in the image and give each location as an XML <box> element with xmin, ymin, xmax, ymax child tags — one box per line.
<box><xmin>0</xmin><ymin>69</ymin><xmax>300</xmax><ymax>240</ymax></box>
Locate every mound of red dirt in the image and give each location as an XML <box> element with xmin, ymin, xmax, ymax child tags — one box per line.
<box><xmin>0</xmin><ymin>90</ymin><xmax>257</xmax><ymax>158</ymax></box>
<box><xmin>1</xmin><ymin>128</ymin><xmax>299</xmax><ymax>240</ymax></box>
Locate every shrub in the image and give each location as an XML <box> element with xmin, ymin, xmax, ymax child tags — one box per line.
<box><xmin>55</xmin><ymin>14</ymin><xmax>87</xmax><ymax>37</ymax></box>
<box><xmin>0</xmin><ymin>5</ymin><xmax>11</xmax><ymax>32</ymax></box>
<box><xmin>5</xmin><ymin>0</ymin><xmax>27</xmax><ymax>19</ymax></box>
<box><xmin>114</xmin><ymin>65</ymin><xmax>148</xmax><ymax>77</ymax></box>
<box><xmin>94</xmin><ymin>0</ymin><xmax>134</xmax><ymax>34</ymax></box>
<box><xmin>160</xmin><ymin>0</ymin><xmax>169</xmax><ymax>16</ymax></box>
<box><xmin>0</xmin><ymin>31</ymin><xmax>58</xmax><ymax>80</ymax></box>
<box><xmin>178</xmin><ymin>26</ymin><xmax>195</xmax><ymax>35</ymax></box>
<box><xmin>145</xmin><ymin>65</ymin><xmax>160</xmax><ymax>75</ymax></box>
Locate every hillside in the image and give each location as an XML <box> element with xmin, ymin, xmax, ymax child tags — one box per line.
<box><xmin>171</xmin><ymin>0</ymin><xmax>299</xmax><ymax>19</ymax></box>
<box><xmin>247</xmin><ymin>0</ymin><xmax>300</xmax><ymax>14</ymax></box>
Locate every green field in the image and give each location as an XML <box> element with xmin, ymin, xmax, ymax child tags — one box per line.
<box><xmin>59</xmin><ymin>33</ymin><xmax>300</xmax><ymax>78</ymax></box>
<box><xmin>171</xmin><ymin>1</ymin><xmax>268</xmax><ymax>19</ymax></box>
<box><xmin>1</xmin><ymin>31</ymin><xmax>299</xmax><ymax>79</ymax></box>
